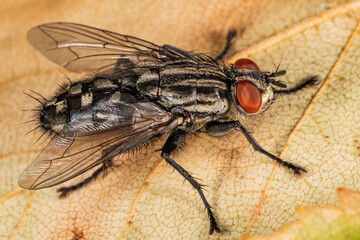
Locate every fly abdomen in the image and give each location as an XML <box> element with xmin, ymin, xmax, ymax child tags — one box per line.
<box><xmin>40</xmin><ymin>76</ymin><xmax>136</xmax><ymax>133</ymax></box>
<box><xmin>137</xmin><ymin>60</ymin><xmax>230</xmax><ymax>114</ymax></box>
<box><xmin>64</xmin><ymin>91</ymin><xmax>139</xmax><ymax>133</ymax></box>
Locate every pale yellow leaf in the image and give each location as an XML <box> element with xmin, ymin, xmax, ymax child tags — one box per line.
<box><xmin>247</xmin><ymin>188</ymin><xmax>360</xmax><ymax>240</ymax></box>
<box><xmin>1</xmin><ymin>1</ymin><xmax>359</xmax><ymax>240</ymax></box>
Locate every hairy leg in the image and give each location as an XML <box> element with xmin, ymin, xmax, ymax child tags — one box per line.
<box><xmin>58</xmin><ymin>159</ymin><xmax>113</xmax><ymax>198</ymax></box>
<box><xmin>206</xmin><ymin>121</ymin><xmax>307</xmax><ymax>176</ymax></box>
<box><xmin>161</xmin><ymin>129</ymin><xmax>220</xmax><ymax>234</ymax></box>
<box><xmin>215</xmin><ymin>29</ymin><xmax>237</xmax><ymax>61</ymax></box>
<box><xmin>274</xmin><ymin>75</ymin><xmax>321</xmax><ymax>94</ymax></box>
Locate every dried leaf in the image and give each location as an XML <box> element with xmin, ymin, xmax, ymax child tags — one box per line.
<box><xmin>1</xmin><ymin>1</ymin><xmax>359</xmax><ymax>239</ymax></box>
<box><xmin>247</xmin><ymin>188</ymin><xmax>360</xmax><ymax>240</ymax></box>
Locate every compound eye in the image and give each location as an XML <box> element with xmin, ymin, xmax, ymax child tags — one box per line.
<box><xmin>236</xmin><ymin>81</ymin><xmax>262</xmax><ymax>114</ymax></box>
<box><xmin>235</xmin><ymin>58</ymin><xmax>260</xmax><ymax>70</ymax></box>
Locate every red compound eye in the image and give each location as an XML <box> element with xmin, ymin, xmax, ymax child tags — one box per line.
<box><xmin>236</xmin><ymin>81</ymin><xmax>262</xmax><ymax>114</ymax></box>
<box><xmin>235</xmin><ymin>58</ymin><xmax>260</xmax><ymax>70</ymax></box>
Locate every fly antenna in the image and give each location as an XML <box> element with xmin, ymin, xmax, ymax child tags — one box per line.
<box><xmin>274</xmin><ymin>53</ymin><xmax>285</xmax><ymax>75</ymax></box>
<box><xmin>269</xmin><ymin>52</ymin><xmax>286</xmax><ymax>78</ymax></box>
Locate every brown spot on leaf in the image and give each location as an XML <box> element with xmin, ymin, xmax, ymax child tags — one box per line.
<box><xmin>71</xmin><ymin>228</ymin><xmax>84</xmax><ymax>240</ymax></box>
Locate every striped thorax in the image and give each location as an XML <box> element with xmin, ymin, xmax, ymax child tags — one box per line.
<box><xmin>137</xmin><ymin>59</ymin><xmax>230</xmax><ymax>115</ymax></box>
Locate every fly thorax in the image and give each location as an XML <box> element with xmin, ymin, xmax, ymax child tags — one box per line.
<box><xmin>137</xmin><ymin>61</ymin><xmax>230</xmax><ymax>115</ymax></box>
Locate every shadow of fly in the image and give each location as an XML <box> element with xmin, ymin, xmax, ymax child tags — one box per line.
<box><xmin>19</xmin><ymin>22</ymin><xmax>320</xmax><ymax>234</ymax></box>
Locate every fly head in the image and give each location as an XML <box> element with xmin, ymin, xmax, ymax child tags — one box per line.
<box><xmin>230</xmin><ymin>58</ymin><xmax>287</xmax><ymax>115</ymax></box>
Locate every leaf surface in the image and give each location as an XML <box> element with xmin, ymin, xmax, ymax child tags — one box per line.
<box><xmin>0</xmin><ymin>1</ymin><xmax>359</xmax><ymax>239</ymax></box>
<box><xmin>248</xmin><ymin>188</ymin><xmax>360</xmax><ymax>240</ymax></box>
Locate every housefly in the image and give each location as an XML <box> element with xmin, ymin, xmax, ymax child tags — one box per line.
<box><xmin>19</xmin><ymin>22</ymin><xmax>320</xmax><ymax>234</ymax></box>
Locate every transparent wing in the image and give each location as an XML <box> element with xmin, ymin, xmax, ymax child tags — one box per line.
<box><xmin>27</xmin><ymin>22</ymin><xmax>190</xmax><ymax>73</ymax></box>
<box><xmin>19</xmin><ymin>92</ymin><xmax>180</xmax><ymax>190</ymax></box>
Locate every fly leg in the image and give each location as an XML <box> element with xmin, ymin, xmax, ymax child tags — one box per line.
<box><xmin>162</xmin><ymin>45</ymin><xmax>200</xmax><ymax>61</ymax></box>
<box><xmin>164</xmin><ymin>29</ymin><xmax>237</xmax><ymax>62</ymax></box>
<box><xmin>215</xmin><ymin>29</ymin><xmax>237</xmax><ymax>61</ymax></box>
<box><xmin>57</xmin><ymin>158</ymin><xmax>113</xmax><ymax>198</ymax></box>
<box><xmin>206</xmin><ymin>121</ymin><xmax>307</xmax><ymax>176</ymax></box>
<box><xmin>161</xmin><ymin>129</ymin><xmax>221</xmax><ymax>234</ymax></box>
<box><xmin>274</xmin><ymin>75</ymin><xmax>321</xmax><ymax>94</ymax></box>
